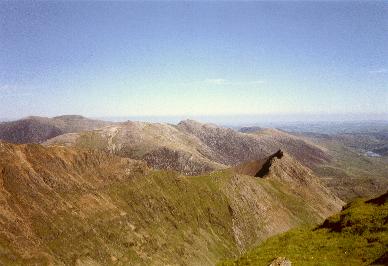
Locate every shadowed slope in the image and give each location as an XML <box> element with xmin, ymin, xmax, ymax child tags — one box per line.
<box><xmin>233</xmin><ymin>150</ymin><xmax>284</xmax><ymax>177</ymax></box>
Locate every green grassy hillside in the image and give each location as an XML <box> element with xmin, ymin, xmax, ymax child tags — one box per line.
<box><xmin>308</xmin><ymin>137</ymin><xmax>388</xmax><ymax>201</ymax></box>
<box><xmin>0</xmin><ymin>142</ymin><xmax>342</xmax><ymax>265</ymax></box>
<box><xmin>219</xmin><ymin>192</ymin><xmax>388</xmax><ymax>266</ymax></box>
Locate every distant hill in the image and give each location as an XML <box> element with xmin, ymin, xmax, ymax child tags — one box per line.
<box><xmin>45</xmin><ymin>119</ymin><xmax>329</xmax><ymax>175</ymax></box>
<box><xmin>298</xmin><ymin>131</ymin><xmax>388</xmax><ymax>202</ymax></box>
<box><xmin>335</xmin><ymin>132</ymin><xmax>388</xmax><ymax>156</ymax></box>
<box><xmin>243</xmin><ymin>128</ymin><xmax>330</xmax><ymax>168</ymax></box>
<box><xmin>239</xmin><ymin>126</ymin><xmax>263</xmax><ymax>133</ymax></box>
<box><xmin>0</xmin><ymin>115</ymin><xmax>113</xmax><ymax>144</ymax></box>
<box><xmin>4</xmin><ymin>116</ymin><xmax>386</xmax><ymax>201</ymax></box>
<box><xmin>0</xmin><ymin>141</ymin><xmax>342</xmax><ymax>265</ymax></box>
<box><xmin>219</xmin><ymin>191</ymin><xmax>388</xmax><ymax>266</ymax></box>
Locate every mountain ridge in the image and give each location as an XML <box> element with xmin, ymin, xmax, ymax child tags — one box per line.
<box><xmin>0</xmin><ymin>115</ymin><xmax>113</xmax><ymax>144</ymax></box>
<box><xmin>0</xmin><ymin>141</ymin><xmax>343</xmax><ymax>265</ymax></box>
<box><xmin>45</xmin><ymin>119</ymin><xmax>329</xmax><ymax>176</ymax></box>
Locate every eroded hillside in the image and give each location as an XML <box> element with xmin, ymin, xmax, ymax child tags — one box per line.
<box><xmin>0</xmin><ymin>142</ymin><xmax>342</xmax><ymax>265</ymax></box>
<box><xmin>5</xmin><ymin>117</ymin><xmax>385</xmax><ymax>202</ymax></box>
<box><xmin>45</xmin><ymin>120</ymin><xmax>329</xmax><ymax>176</ymax></box>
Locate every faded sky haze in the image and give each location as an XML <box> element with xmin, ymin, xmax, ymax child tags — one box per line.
<box><xmin>0</xmin><ymin>1</ymin><xmax>387</xmax><ymax>120</ymax></box>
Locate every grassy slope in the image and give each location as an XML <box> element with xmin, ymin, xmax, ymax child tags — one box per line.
<box><xmin>308</xmin><ymin>137</ymin><xmax>388</xmax><ymax>201</ymax></box>
<box><xmin>0</xmin><ymin>143</ymin><xmax>342</xmax><ymax>265</ymax></box>
<box><xmin>0</xmin><ymin>169</ymin><xmax>327</xmax><ymax>265</ymax></box>
<box><xmin>219</xmin><ymin>193</ymin><xmax>388</xmax><ymax>266</ymax></box>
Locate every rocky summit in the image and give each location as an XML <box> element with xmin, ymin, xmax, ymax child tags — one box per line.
<box><xmin>44</xmin><ymin>120</ymin><xmax>329</xmax><ymax>176</ymax></box>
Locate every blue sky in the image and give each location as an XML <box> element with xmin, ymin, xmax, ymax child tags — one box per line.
<box><xmin>0</xmin><ymin>1</ymin><xmax>387</xmax><ymax>121</ymax></box>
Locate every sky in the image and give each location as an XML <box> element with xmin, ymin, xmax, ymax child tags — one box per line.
<box><xmin>0</xmin><ymin>1</ymin><xmax>387</xmax><ymax>121</ymax></box>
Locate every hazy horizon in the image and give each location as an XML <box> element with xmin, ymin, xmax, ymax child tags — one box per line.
<box><xmin>1</xmin><ymin>112</ymin><xmax>387</xmax><ymax>126</ymax></box>
<box><xmin>1</xmin><ymin>1</ymin><xmax>387</xmax><ymax>119</ymax></box>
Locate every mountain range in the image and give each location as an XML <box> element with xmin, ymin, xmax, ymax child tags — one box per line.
<box><xmin>0</xmin><ymin>115</ymin><xmax>386</xmax><ymax>265</ymax></box>
<box><xmin>43</xmin><ymin>119</ymin><xmax>329</xmax><ymax>175</ymax></box>
<box><xmin>0</xmin><ymin>115</ymin><xmax>112</xmax><ymax>144</ymax></box>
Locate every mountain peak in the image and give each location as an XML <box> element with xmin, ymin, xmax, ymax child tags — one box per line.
<box><xmin>177</xmin><ymin>119</ymin><xmax>203</xmax><ymax>127</ymax></box>
<box><xmin>232</xmin><ymin>149</ymin><xmax>284</xmax><ymax>177</ymax></box>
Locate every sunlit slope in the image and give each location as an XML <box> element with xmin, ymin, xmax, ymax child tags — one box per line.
<box><xmin>0</xmin><ymin>115</ymin><xmax>112</xmax><ymax>144</ymax></box>
<box><xmin>244</xmin><ymin>128</ymin><xmax>330</xmax><ymax>168</ymax></box>
<box><xmin>300</xmin><ymin>134</ymin><xmax>388</xmax><ymax>201</ymax></box>
<box><xmin>45</xmin><ymin>120</ymin><xmax>329</xmax><ymax>175</ymax></box>
<box><xmin>219</xmin><ymin>191</ymin><xmax>388</xmax><ymax>266</ymax></box>
<box><xmin>0</xmin><ymin>142</ymin><xmax>342</xmax><ymax>265</ymax></box>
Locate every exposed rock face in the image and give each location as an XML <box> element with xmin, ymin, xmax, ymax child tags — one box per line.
<box><xmin>177</xmin><ymin>119</ymin><xmax>269</xmax><ymax>165</ymax></box>
<box><xmin>269</xmin><ymin>257</ymin><xmax>292</xmax><ymax>266</ymax></box>
<box><xmin>239</xmin><ymin>126</ymin><xmax>263</xmax><ymax>133</ymax></box>
<box><xmin>256</xmin><ymin>149</ymin><xmax>284</xmax><ymax>177</ymax></box>
<box><xmin>225</xmin><ymin>152</ymin><xmax>344</xmax><ymax>248</ymax></box>
<box><xmin>232</xmin><ymin>149</ymin><xmax>284</xmax><ymax>177</ymax></box>
<box><xmin>143</xmin><ymin>147</ymin><xmax>217</xmax><ymax>175</ymax></box>
<box><xmin>45</xmin><ymin>120</ymin><xmax>329</xmax><ymax>175</ymax></box>
<box><xmin>177</xmin><ymin>120</ymin><xmax>329</xmax><ymax>168</ymax></box>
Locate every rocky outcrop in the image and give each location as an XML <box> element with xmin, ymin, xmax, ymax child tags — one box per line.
<box><xmin>255</xmin><ymin>149</ymin><xmax>283</xmax><ymax>177</ymax></box>
<box><xmin>232</xmin><ymin>149</ymin><xmax>284</xmax><ymax>177</ymax></box>
<box><xmin>143</xmin><ymin>146</ymin><xmax>222</xmax><ymax>175</ymax></box>
<box><xmin>269</xmin><ymin>257</ymin><xmax>292</xmax><ymax>266</ymax></box>
<box><xmin>239</xmin><ymin>126</ymin><xmax>263</xmax><ymax>133</ymax></box>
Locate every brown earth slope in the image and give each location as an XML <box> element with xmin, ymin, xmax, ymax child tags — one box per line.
<box><xmin>0</xmin><ymin>141</ymin><xmax>342</xmax><ymax>265</ymax></box>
